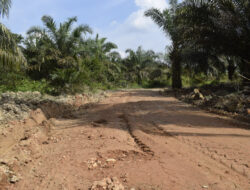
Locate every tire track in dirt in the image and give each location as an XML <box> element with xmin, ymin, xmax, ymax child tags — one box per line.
<box><xmin>119</xmin><ymin>114</ymin><xmax>154</xmax><ymax>156</ymax></box>
<box><xmin>179</xmin><ymin>137</ymin><xmax>250</xmax><ymax>179</ymax></box>
<box><xmin>151</xmin><ymin>122</ymin><xmax>250</xmax><ymax>179</ymax></box>
<box><xmin>2</xmin><ymin>89</ymin><xmax>250</xmax><ymax>189</ymax></box>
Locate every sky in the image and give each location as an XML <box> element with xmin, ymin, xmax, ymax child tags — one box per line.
<box><xmin>2</xmin><ymin>0</ymin><xmax>171</xmax><ymax>57</ymax></box>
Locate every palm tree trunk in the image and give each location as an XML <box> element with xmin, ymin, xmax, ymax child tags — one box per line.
<box><xmin>227</xmin><ymin>60</ymin><xmax>236</xmax><ymax>81</ymax></box>
<box><xmin>240</xmin><ymin>59</ymin><xmax>250</xmax><ymax>86</ymax></box>
<box><xmin>171</xmin><ymin>49</ymin><xmax>182</xmax><ymax>89</ymax></box>
<box><xmin>137</xmin><ymin>71</ymin><xmax>142</xmax><ymax>85</ymax></box>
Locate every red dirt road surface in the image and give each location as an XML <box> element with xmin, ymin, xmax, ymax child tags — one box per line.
<box><xmin>1</xmin><ymin>89</ymin><xmax>250</xmax><ymax>190</ymax></box>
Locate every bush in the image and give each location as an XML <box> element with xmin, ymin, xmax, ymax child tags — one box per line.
<box><xmin>0</xmin><ymin>72</ymin><xmax>49</xmax><ymax>93</ymax></box>
<box><xmin>143</xmin><ymin>79</ymin><xmax>170</xmax><ymax>88</ymax></box>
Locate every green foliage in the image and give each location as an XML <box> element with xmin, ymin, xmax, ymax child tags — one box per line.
<box><xmin>0</xmin><ymin>24</ymin><xmax>26</xmax><ymax>70</ymax></box>
<box><xmin>123</xmin><ymin>46</ymin><xmax>167</xmax><ymax>85</ymax></box>
<box><xmin>22</xmin><ymin>16</ymin><xmax>131</xmax><ymax>94</ymax></box>
<box><xmin>145</xmin><ymin>1</ymin><xmax>183</xmax><ymax>89</ymax></box>
<box><xmin>2</xmin><ymin>0</ymin><xmax>248</xmax><ymax>94</ymax></box>
<box><xmin>181</xmin><ymin>73</ymin><xmax>231</xmax><ymax>88</ymax></box>
<box><xmin>177</xmin><ymin>0</ymin><xmax>250</xmax><ymax>83</ymax></box>
<box><xmin>143</xmin><ymin>80</ymin><xmax>170</xmax><ymax>88</ymax></box>
<box><xmin>0</xmin><ymin>0</ymin><xmax>11</xmax><ymax>18</ymax></box>
<box><xmin>2</xmin><ymin>4</ymin><xmax>171</xmax><ymax>94</ymax></box>
<box><xmin>0</xmin><ymin>72</ymin><xmax>48</xmax><ymax>93</ymax></box>
<box><xmin>144</xmin><ymin>0</ymin><xmax>250</xmax><ymax>88</ymax></box>
<box><xmin>24</xmin><ymin>15</ymin><xmax>92</xmax><ymax>78</ymax></box>
<box><xmin>0</xmin><ymin>0</ymin><xmax>26</xmax><ymax>70</ymax></box>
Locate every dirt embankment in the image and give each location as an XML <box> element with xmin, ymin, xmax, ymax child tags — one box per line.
<box><xmin>0</xmin><ymin>91</ymin><xmax>108</xmax><ymax>125</ymax></box>
<box><xmin>0</xmin><ymin>91</ymin><xmax>108</xmax><ymax>188</ymax></box>
<box><xmin>0</xmin><ymin>89</ymin><xmax>250</xmax><ymax>190</ymax></box>
<box><xmin>165</xmin><ymin>84</ymin><xmax>250</xmax><ymax>124</ymax></box>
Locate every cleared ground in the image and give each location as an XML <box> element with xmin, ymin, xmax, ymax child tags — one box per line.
<box><xmin>1</xmin><ymin>89</ymin><xmax>250</xmax><ymax>190</ymax></box>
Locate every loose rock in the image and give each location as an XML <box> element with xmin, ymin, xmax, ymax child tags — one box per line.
<box><xmin>106</xmin><ymin>159</ymin><xmax>116</xmax><ymax>163</ymax></box>
<box><xmin>90</xmin><ymin>177</ymin><xmax>125</xmax><ymax>190</ymax></box>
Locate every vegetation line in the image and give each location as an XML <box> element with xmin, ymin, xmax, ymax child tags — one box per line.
<box><xmin>0</xmin><ymin>0</ymin><xmax>249</xmax><ymax>96</ymax></box>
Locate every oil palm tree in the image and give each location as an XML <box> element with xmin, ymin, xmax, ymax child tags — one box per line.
<box><xmin>108</xmin><ymin>51</ymin><xmax>122</xmax><ymax>63</ymax></box>
<box><xmin>80</xmin><ymin>34</ymin><xmax>119</xmax><ymax>83</ymax></box>
<box><xmin>124</xmin><ymin>47</ymin><xmax>158</xmax><ymax>84</ymax></box>
<box><xmin>178</xmin><ymin>0</ymin><xmax>250</xmax><ymax>83</ymax></box>
<box><xmin>25</xmin><ymin>15</ymin><xmax>92</xmax><ymax>78</ymax></box>
<box><xmin>145</xmin><ymin>0</ymin><xmax>182</xmax><ymax>88</ymax></box>
<box><xmin>0</xmin><ymin>0</ymin><xmax>26</xmax><ymax>70</ymax></box>
<box><xmin>85</xmin><ymin>34</ymin><xmax>117</xmax><ymax>60</ymax></box>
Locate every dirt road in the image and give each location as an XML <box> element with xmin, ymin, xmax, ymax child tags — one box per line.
<box><xmin>1</xmin><ymin>89</ymin><xmax>250</xmax><ymax>190</ymax></box>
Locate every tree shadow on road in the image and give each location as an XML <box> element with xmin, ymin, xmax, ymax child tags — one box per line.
<box><xmin>48</xmin><ymin>90</ymin><xmax>250</xmax><ymax>139</ymax></box>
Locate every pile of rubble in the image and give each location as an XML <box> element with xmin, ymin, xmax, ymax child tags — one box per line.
<box><xmin>90</xmin><ymin>177</ymin><xmax>125</xmax><ymax>190</ymax></box>
<box><xmin>0</xmin><ymin>91</ymin><xmax>107</xmax><ymax>125</ymax></box>
<box><xmin>168</xmin><ymin>84</ymin><xmax>250</xmax><ymax>120</ymax></box>
<box><xmin>0</xmin><ymin>162</ymin><xmax>19</xmax><ymax>184</ymax></box>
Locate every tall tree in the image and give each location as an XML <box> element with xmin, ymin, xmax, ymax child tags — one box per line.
<box><xmin>87</xmin><ymin>34</ymin><xmax>118</xmax><ymax>60</ymax></box>
<box><xmin>0</xmin><ymin>0</ymin><xmax>26</xmax><ymax>70</ymax></box>
<box><xmin>124</xmin><ymin>46</ymin><xmax>159</xmax><ymax>84</ymax></box>
<box><xmin>178</xmin><ymin>0</ymin><xmax>250</xmax><ymax>84</ymax></box>
<box><xmin>25</xmin><ymin>15</ymin><xmax>92</xmax><ymax>78</ymax></box>
<box><xmin>145</xmin><ymin>0</ymin><xmax>182</xmax><ymax>88</ymax></box>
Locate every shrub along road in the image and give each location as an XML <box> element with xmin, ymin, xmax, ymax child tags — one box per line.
<box><xmin>1</xmin><ymin>89</ymin><xmax>250</xmax><ymax>190</ymax></box>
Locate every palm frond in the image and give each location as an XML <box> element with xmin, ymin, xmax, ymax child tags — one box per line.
<box><xmin>0</xmin><ymin>47</ymin><xmax>26</xmax><ymax>69</ymax></box>
<box><xmin>63</xmin><ymin>17</ymin><xmax>77</xmax><ymax>33</ymax></box>
<box><xmin>102</xmin><ymin>42</ymin><xmax>117</xmax><ymax>53</ymax></box>
<box><xmin>145</xmin><ymin>8</ymin><xmax>165</xmax><ymax>29</ymax></box>
<box><xmin>41</xmin><ymin>15</ymin><xmax>57</xmax><ymax>37</ymax></box>
<box><xmin>27</xmin><ymin>26</ymin><xmax>44</xmax><ymax>35</ymax></box>
<box><xmin>145</xmin><ymin>8</ymin><xmax>174</xmax><ymax>38</ymax></box>
<box><xmin>0</xmin><ymin>0</ymin><xmax>11</xmax><ymax>18</ymax></box>
<box><xmin>71</xmin><ymin>24</ymin><xmax>92</xmax><ymax>39</ymax></box>
<box><xmin>0</xmin><ymin>23</ymin><xmax>26</xmax><ymax>69</ymax></box>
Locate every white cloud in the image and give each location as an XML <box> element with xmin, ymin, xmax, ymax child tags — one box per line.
<box><xmin>127</xmin><ymin>10</ymin><xmax>152</xmax><ymax>30</ymax></box>
<box><xmin>101</xmin><ymin>0</ymin><xmax>171</xmax><ymax>54</ymax></box>
<box><xmin>135</xmin><ymin>0</ymin><xmax>168</xmax><ymax>10</ymax></box>
<box><xmin>118</xmin><ymin>50</ymin><xmax>127</xmax><ymax>58</ymax></box>
<box><xmin>129</xmin><ymin>0</ymin><xmax>168</xmax><ymax>30</ymax></box>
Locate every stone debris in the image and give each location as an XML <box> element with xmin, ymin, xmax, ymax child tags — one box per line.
<box><xmin>106</xmin><ymin>159</ymin><xmax>116</xmax><ymax>163</ymax></box>
<box><xmin>90</xmin><ymin>177</ymin><xmax>125</xmax><ymax>190</ymax></box>
<box><xmin>120</xmin><ymin>173</ymin><xmax>128</xmax><ymax>183</ymax></box>
<box><xmin>171</xmin><ymin>85</ymin><xmax>250</xmax><ymax>116</ymax></box>
<box><xmin>0</xmin><ymin>162</ymin><xmax>20</xmax><ymax>184</ymax></box>
<box><xmin>202</xmin><ymin>185</ymin><xmax>209</xmax><ymax>189</ymax></box>
<box><xmin>87</xmin><ymin>157</ymin><xmax>117</xmax><ymax>170</ymax></box>
<box><xmin>0</xmin><ymin>91</ymin><xmax>107</xmax><ymax>125</ymax></box>
<box><xmin>192</xmin><ymin>88</ymin><xmax>205</xmax><ymax>100</ymax></box>
<box><xmin>87</xmin><ymin>158</ymin><xmax>102</xmax><ymax>170</ymax></box>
